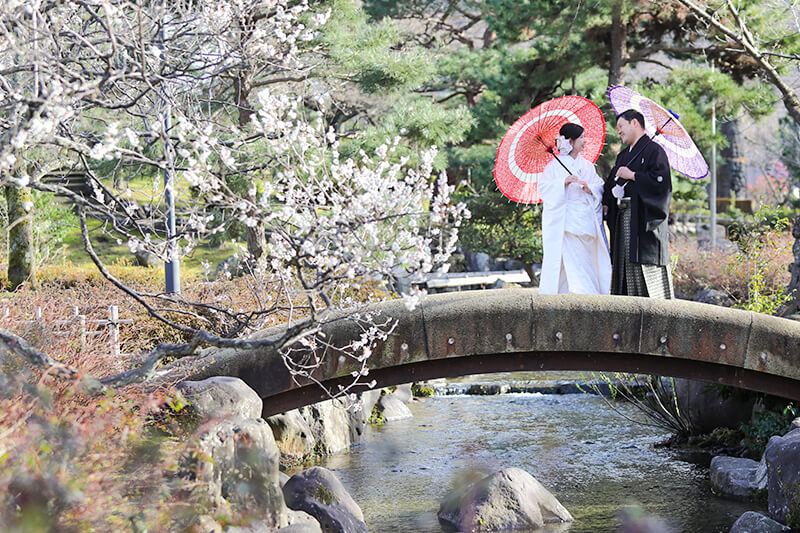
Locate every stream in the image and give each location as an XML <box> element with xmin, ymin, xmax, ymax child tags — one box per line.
<box><xmin>304</xmin><ymin>372</ymin><xmax>762</xmax><ymax>532</ymax></box>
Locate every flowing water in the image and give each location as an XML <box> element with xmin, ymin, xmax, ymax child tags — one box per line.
<box><xmin>304</xmin><ymin>373</ymin><xmax>763</xmax><ymax>532</ymax></box>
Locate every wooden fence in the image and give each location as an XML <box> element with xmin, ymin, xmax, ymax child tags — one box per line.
<box><xmin>1</xmin><ymin>305</ymin><xmax>133</xmax><ymax>356</ymax></box>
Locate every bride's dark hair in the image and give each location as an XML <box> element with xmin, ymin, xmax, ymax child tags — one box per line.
<box><xmin>559</xmin><ymin>123</ymin><xmax>584</xmax><ymax>141</ymax></box>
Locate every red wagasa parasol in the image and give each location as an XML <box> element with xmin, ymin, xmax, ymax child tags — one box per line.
<box><xmin>494</xmin><ymin>95</ymin><xmax>606</xmax><ymax>204</ymax></box>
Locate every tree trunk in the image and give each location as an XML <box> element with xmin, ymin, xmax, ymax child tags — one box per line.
<box><xmin>482</xmin><ymin>26</ymin><xmax>495</xmax><ymax>49</ymax></box>
<box><xmin>677</xmin><ymin>0</ymin><xmax>800</xmax><ymax>128</ymax></box>
<box><xmin>723</xmin><ymin>119</ymin><xmax>745</xmax><ymax>195</ymax></box>
<box><xmin>245</xmin><ymin>185</ymin><xmax>266</xmax><ymax>266</ymax></box>
<box><xmin>779</xmin><ymin>215</ymin><xmax>800</xmax><ymax>317</ymax></box>
<box><xmin>246</xmin><ymin>223</ymin><xmax>266</xmax><ymax>266</ymax></box>
<box><xmin>608</xmin><ymin>1</ymin><xmax>628</xmax><ymax>87</ymax></box>
<box><xmin>234</xmin><ymin>72</ymin><xmax>254</xmax><ymax>127</ymax></box>
<box><xmin>718</xmin><ymin>119</ymin><xmax>746</xmax><ymax>197</ymax></box>
<box><xmin>5</xmin><ymin>182</ymin><xmax>35</xmax><ymax>290</ymax></box>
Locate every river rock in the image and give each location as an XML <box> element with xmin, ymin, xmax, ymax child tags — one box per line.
<box><xmin>729</xmin><ymin>511</ymin><xmax>790</xmax><ymax>532</ymax></box>
<box><xmin>618</xmin><ymin>507</ymin><xmax>674</xmax><ymax>533</ymax></box>
<box><xmin>299</xmin><ymin>398</ymin><xmax>364</xmax><ymax>455</ymax></box>
<box><xmin>282</xmin><ymin>509</ymin><xmax>322</xmax><ymax>533</ymax></box>
<box><xmin>267</xmin><ymin>410</ymin><xmax>317</xmax><ymax>462</ymax></box>
<box><xmin>504</xmin><ymin>259</ymin><xmax>524</xmax><ymax>271</ymax></box>
<box><xmin>134</xmin><ymin>249</ymin><xmax>160</xmax><ymax>268</ymax></box>
<box><xmin>392</xmin><ymin>383</ymin><xmax>413</xmax><ymax>403</ymax></box>
<box><xmin>360</xmin><ymin>390</ymin><xmax>382</xmax><ymax>424</ymax></box>
<box><xmin>223</xmin><ymin>522</ymin><xmax>274</xmax><ymax>533</ymax></box>
<box><xmin>269</xmin><ymin>397</ymin><xmax>367</xmax><ymax>464</ymax></box>
<box><xmin>283</xmin><ymin>467</ymin><xmax>367</xmax><ymax>533</ymax></box>
<box><xmin>695</xmin><ymin>289</ymin><xmax>735</xmax><ymax>308</ymax></box>
<box><xmin>466</xmin><ymin>252</ymin><xmax>492</xmax><ymax>272</ymax></box>
<box><xmin>672</xmin><ymin>378</ymin><xmax>755</xmax><ymax>433</ymax></box>
<box><xmin>765</xmin><ymin>428</ymin><xmax>800</xmax><ymax>526</ymax></box>
<box><xmin>710</xmin><ymin>456</ymin><xmax>762</xmax><ymax>500</ymax></box>
<box><xmin>438</xmin><ymin>467</ymin><xmax>573</xmax><ymax>531</ymax></box>
<box><xmin>490</xmin><ymin>279</ymin><xmax>508</xmax><ymax>289</ymax></box>
<box><xmin>755</xmin><ymin>454</ymin><xmax>768</xmax><ymax>491</ymax></box>
<box><xmin>188</xmin><ymin>515</ymin><xmax>223</xmax><ymax>533</ymax></box>
<box><xmin>190</xmin><ymin>417</ymin><xmax>285</xmax><ymax>526</ymax></box>
<box><xmin>178</xmin><ymin>376</ymin><xmax>264</xmax><ymax>420</ymax></box>
<box><xmin>389</xmin><ymin>264</ymin><xmax>412</xmax><ymax>295</ymax></box>
<box><xmin>226</xmin><ymin>518</ymin><xmax>318</xmax><ymax>533</ymax></box>
<box><xmin>277</xmin><ymin>523</ymin><xmax>323</xmax><ymax>533</ymax></box>
<box><xmin>466</xmin><ymin>383</ymin><xmax>509</xmax><ymax>395</ymax></box>
<box><xmin>376</xmin><ymin>393</ymin><xmax>413</xmax><ymax>422</ymax></box>
<box><xmin>791</xmin><ymin>417</ymin><xmax>800</xmax><ymax>431</ymax></box>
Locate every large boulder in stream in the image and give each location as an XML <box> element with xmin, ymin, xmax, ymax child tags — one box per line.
<box><xmin>729</xmin><ymin>511</ymin><xmax>790</xmax><ymax>532</ymax></box>
<box><xmin>710</xmin><ymin>456</ymin><xmax>764</xmax><ymax>500</ymax></box>
<box><xmin>298</xmin><ymin>398</ymin><xmax>364</xmax><ymax>456</ymax></box>
<box><xmin>283</xmin><ymin>466</ymin><xmax>367</xmax><ymax>533</ymax></box>
<box><xmin>360</xmin><ymin>390</ymin><xmax>383</xmax><ymax>424</ymax></box>
<box><xmin>765</xmin><ymin>428</ymin><xmax>800</xmax><ymax>527</ymax></box>
<box><xmin>672</xmin><ymin>378</ymin><xmax>755</xmax><ymax>434</ymax></box>
<box><xmin>390</xmin><ymin>383</ymin><xmax>413</xmax><ymax>403</ymax></box>
<box><xmin>189</xmin><ymin>417</ymin><xmax>286</xmax><ymax>525</ymax></box>
<box><xmin>438</xmin><ymin>467</ymin><xmax>573</xmax><ymax>531</ymax></box>
<box><xmin>267</xmin><ymin>397</ymin><xmax>365</xmax><ymax>464</ymax></box>
<box><xmin>266</xmin><ymin>410</ymin><xmax>317</xmax><ymax>462</ymax></box>
<box><xmin>178</xmin><ymin>376</ymin><xmax>263</xmax><ymax>420</ymax></box>
<box><xmin>375</xmin><ymin>392</ymin><xmax>412</xmax><ymax>422</ymax></box>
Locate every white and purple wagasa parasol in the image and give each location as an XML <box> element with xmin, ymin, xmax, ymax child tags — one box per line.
<box><xmin>609</xmin><ymin>86</ymin><xmax>709</xmax><ymax>179</ymax></box>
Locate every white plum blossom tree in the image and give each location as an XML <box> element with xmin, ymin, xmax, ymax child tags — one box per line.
<box><xmin>0</xmin><ymin>0</ymin><xmax>468</xmax><ymax>397</ymax></box>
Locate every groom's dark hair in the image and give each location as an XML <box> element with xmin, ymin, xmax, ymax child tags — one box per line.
<box><xmin>617</xmin><ymin>109</ymin><xmax>645</xmax><ymax>129</ymax></box>
<box><xmin>559</xmin><ymin>123</ymin><xmax>584</xmax><ymax>141</ymax></box>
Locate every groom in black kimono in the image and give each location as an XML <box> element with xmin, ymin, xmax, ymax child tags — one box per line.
<box><xmin>602</xmin><ymin>109</ymin><xmax>674</xmax><ymax>298</ymax></box>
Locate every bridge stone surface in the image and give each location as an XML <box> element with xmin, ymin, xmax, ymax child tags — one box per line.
<box><xmin>172</xmin><ymin>290</ymin><xmax>800</xmax><ymax>417</ymax></box>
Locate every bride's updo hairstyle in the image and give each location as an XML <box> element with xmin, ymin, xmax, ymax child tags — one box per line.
<box><xmin>559</xmin><ymin>123</ymin><xmax>584</xmax><ymax>141</ymax></box>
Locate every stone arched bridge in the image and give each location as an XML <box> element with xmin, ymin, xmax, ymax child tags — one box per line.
<box><xmin>174</xmin><ymin>290</ymin><xmax>800</xmax><ymax>417</ymax></box>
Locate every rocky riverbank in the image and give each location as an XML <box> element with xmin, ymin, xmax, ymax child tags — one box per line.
<box><xmin>169</xmin><ymin>376</ymin><xmax>391</xmax><ymax>532</ymax></box>
<box><xmin>711</xmin><ymin>418</ymin><xmax>800</xmax><ymax>531</ymax></box>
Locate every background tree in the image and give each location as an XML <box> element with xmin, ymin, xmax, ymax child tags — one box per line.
<box><xmin>4</xmin><ymin>158</ymin><xmax>34</xmax><ymax>290</ymax></box>
<box><xmin>673</xmin><ymin>0</ymin><xmax>800</xmax><ymax>125</ymax></box>
<box><xmin>641</xmin><ymin>66</ymin><xmax>773</xmax><ymax>207</ymax></box>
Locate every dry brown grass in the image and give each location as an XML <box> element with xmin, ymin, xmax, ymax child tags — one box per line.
<box><xmin>0</xmin><ymin>263</ymin><xmax>389</xmax><ymax>531</ymax></box>
<box><xmin>0</xmin><ymin>333</ymin><xmax>198</xmax><ymax>532</ymax></box>
<box><xmin>671</xmin><ymin>229</ymin><xmax>793</xmax><ymax>310</ymax></box>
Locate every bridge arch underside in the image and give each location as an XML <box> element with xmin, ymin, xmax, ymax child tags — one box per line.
<box><xmin>261</xmin><ymin>350</ymin><xmax>800</xmax><ymax>417</ymax></box>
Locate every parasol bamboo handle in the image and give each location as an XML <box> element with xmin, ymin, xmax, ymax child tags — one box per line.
<box><xmin>535</xmin><ymin>136</ymin><xmax>574</xmax><ymax>175</ymax></box>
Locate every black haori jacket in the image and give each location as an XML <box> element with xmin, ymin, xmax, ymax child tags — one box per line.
<box><xmin>602</xmin><ymin>135</ymin><xmax>672</xmax><ymax>266</ymax></box>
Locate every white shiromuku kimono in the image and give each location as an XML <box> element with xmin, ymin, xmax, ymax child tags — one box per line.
<box><xmin>538</xmin><ymin>154</ymin><xmax>611</xmax><ymax>295</ymax></box>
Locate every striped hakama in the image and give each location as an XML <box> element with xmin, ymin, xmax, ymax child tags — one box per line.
<box><xmin>611</xmin><ymin>198</ymin><xmax>674</xmax><ymax>299</ymax></box>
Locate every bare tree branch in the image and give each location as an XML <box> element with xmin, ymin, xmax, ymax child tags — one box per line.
<box><xmin>674</xmin><ymin>0</ymin><xmax>800</xmax><ymax>125</ymax></box>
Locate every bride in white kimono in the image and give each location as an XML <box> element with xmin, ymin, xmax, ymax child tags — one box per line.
<box><xmin>538</xmin><ymin>123</ymin><xmax>611</xmax><ymax>294</ymax></box>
